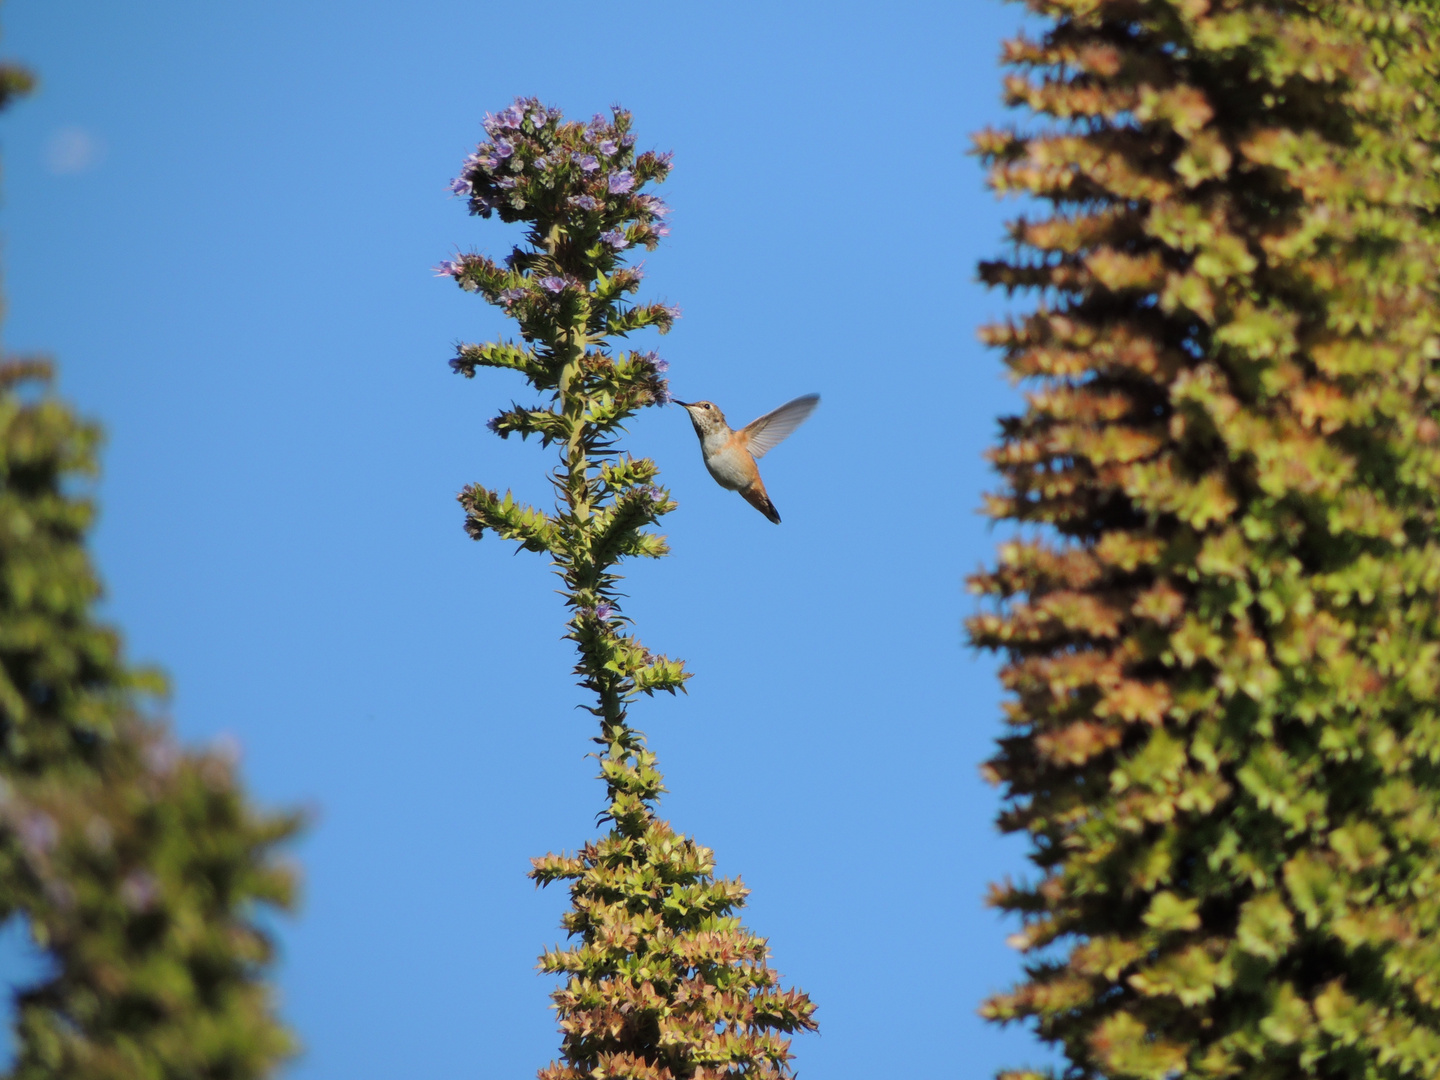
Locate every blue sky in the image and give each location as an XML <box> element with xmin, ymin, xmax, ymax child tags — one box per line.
<box><xmin>0</xmin><ymin>2</ymin><xmax>1055</xmax><ymax>1076</ymax></box>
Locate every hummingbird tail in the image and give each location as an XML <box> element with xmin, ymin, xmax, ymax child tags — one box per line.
<box><xmin>741</xmin><ymin>485</ymin><xmax>782</xmax><ymax>524</ymax></box>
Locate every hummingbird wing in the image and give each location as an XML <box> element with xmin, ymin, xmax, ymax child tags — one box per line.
<box><xmin>739</xmin><ymin>394</ymin><xmax>820</xmax><ymax>459</ymax></box>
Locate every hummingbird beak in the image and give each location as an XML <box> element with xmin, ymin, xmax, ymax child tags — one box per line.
<box><xmin>671</xmin><ymin>399</ymin><xmax>692</xmax><ymax>408</ymax></box>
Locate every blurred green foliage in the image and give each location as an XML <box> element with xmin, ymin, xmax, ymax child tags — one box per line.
<box><xmin>444</xmin><ymin>99</ymin><xmax>816</xmax><ymax>1079</ymax></box>
<box><xmin>1</xmin><ymin>119</ymin><xmax>298</xmax><ymax>1080</ymax></box>
<box><xmin>971</xmin><ymin>1</ymin><xmax>1440</xmax><ymax>1077</ymax></box>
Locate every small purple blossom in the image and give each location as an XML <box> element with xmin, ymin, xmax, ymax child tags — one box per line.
<box><xmin>528</xmin><ymin>106</ymin><xmax>549</xmax><ymax>126</ymax></box>
<box><xmin>608</xmin><ymin>171</ymin><xmax>635</xmax><ymax>194</ymax></box>
<box><xmin>533</xmin><ymin>157</ymin><xmax>549</xmax><ymax>171</ymax></box>
<box><xmin>578</xmin><ymin>154</ymin><xmax>599</xmax><ymax>173</ymax></box>
<box><xmin>121</xmin><ymin>870</ymin><xmax>161</xmax><ymax>912</ymax></box>
<box><xmin>492</xmin><ymin>138</ymin><xmax>515</xmax><ymax>159</ymax></box>
<box><xmin>143</xmin><ymin>739</ymin><xmax>180</xmax><ymax>777</ymax></box>
<box><xmin>654</xmin><ymin>385</ymin><xmax>672</xmax><ymax>406</ymax></box>
<box><xmin>635</xmin><ymin>194</ymin><xmax>671</xmax><ymax>216</ymax></box>
<box><xmin>448</xmin><ymin>176</ymin><xmax>473</xmax><ymax>196</ymax></box>
<box><xmin>485</xmin><ymin>104</ymin><xmax>524</xmax><ymax>132</ymax></box>
<box><xmin>654</xmin><ymin>150</ymin><xmax>674</xmax><ymax>168</ymax></box>
<box><xmin>19</xmin><ymin>812</ymin><xmax>58</xmax><ymax>857</ymax></box>
<box><xmin>642</xmin><ymin>351</ymin><xmax>670</xmax><ymax>373</ymax></box>
<box><xmin>601</xmin><ymin>229</ymin><xmax>630</xmax><ymax>251</ymax></box>
<box><xmin>598</xmin><ymin>140</ymin><xmax>618</xmax><ymax>156</ymax></box>
<box><xmin>644</xmin><ymin>486</ymin><xmax>665</xmax><ymax>503</ymax></box>
<box><xmin>595</xmin><ymin>602</ymin><xmax>614</xmax><ymax>622</ymax></box>
<box><xmin>486</xmin><ymin>417</ymin><xmax>501</xmax><ymax>434</ymax></box>
<box><xmin>434</xmin><ymin>259</ymin><xmax>462</xmax><ymax>278</ymax></box>
<box><xmin>496</xmin><ymin>176</ymin><xmax>517</xmax><ymax>190</ymax></box>
<box><xmin>498</xmin><ymin>287</ymin><xmax>527</xmax><ymax>306</ymax></box>
<box><xmin>569</xmin><ymin>194</ymin><xmax>599</xmax><ymax>210</ymax></box>
<box><xmin>449</xmin><ymin>357</ymin><xmax>467</xmax><ymax>374</ymax></box>
<box><xmin>538</xmin><ymin>275</ymin><xmax>569</xmax><ymax>294</ymax></box>
<box><xmin>620</xmin><ymin>133</ymin><xmax>636</xmax><ymax>148</ymax></box>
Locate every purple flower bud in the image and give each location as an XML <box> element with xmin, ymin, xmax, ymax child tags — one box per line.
<box><xmin>652</xmin><ymin>221</ymin><xmax>671</xmax><ymax>238</ymax></box>
<box><xmin>601</xmin><ymin>229</ymin><xmax>630</xmax><ymax>251</ymax></box>
<box><xmin>486</xmin><ymin>417</ymin><xmax>501</xmax><ymax>434</ymax></box>
<box><xmin>449</xmin><ymin>176</ymin><xmax>473</xmax><ymax>196</ymax></box>
<box><xmin>493</xmin><ymin>138</ymin><xmax>515</xmax><ymax>159</ymax></box>
<box><xmin>533</xmin><ymin>157</ymin><xmax>549</xmax><ymax>171</ymax></box>
<box><xmin>143</xmin><ymin>739</ymin><xmax>180</xmax><ymax>777</ymax></box>
<box><xmin>645</xmin><ymin>486</ymin><xmax>664</xmax><ymax>503</ymax></box>
<box><xmin>569</xmin><ymin>194</ymin><xmax>599</xmax><ymax>210</ymax></box>
<box><xmin>595</xmin><ymin>602</ymin><xmax>614</xmax><ymax>622</ymax></box>
<box><xmin>620</xmin><ymin>133</ymin><xmax>636</xmax><ymax>148</ymax></box>
<box><xmin>19</xmin><ymin>812</ymin><xmax>58</xmax><ymax>857</ymax></box>
<box><xmin>598</xmin><ymin>140</ymin><xmax>618</xmax><ymax>156</ymax></box>
<box><xmin>538</xmin><ymin>275</ymin><xmax>569</xmax><ymax>294</ymax></box>
<box><xmin>529</xmin><ymin>106</ymin><xmax>549</xmax><ymax>126</ymax></box>
<box><xmin>434</xmin><ymin>259</ymin><xmax>462</xmax><ymax>278</ymax></box>
<box><xmin>121</xmin><ymin>870</ymin><xmax>161</xmax><ymax>911</ymax></box>
<box><xmin>496</xmin><ymin>104</ymin><xmax>525</xmax><ymax>130</ymax></box>
<box><xmin>608</xmin><ymin>171</ymin><xmax>635</xmax><ymax>194</ymax></box>
<box><xmin>498</xmin><ymin>287</ymin><xmax>527</xmax><ymax>306</ymax></box>
<box><xmin>578</xmin><ymin>154</ymin><xmax>599</xmax><ymax>173</ymax></box>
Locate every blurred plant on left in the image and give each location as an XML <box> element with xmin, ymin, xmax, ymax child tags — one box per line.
<box><xmin>0</xmin><ymin>54</ymin><xmax>301</xmax><ymax>1079</ymax></box>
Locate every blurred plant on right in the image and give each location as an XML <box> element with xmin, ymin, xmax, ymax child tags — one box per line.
<box><xmin>970</xmin><ymin>2</ymin><xmax>1440</xmax><ymax>1077</ymax></box>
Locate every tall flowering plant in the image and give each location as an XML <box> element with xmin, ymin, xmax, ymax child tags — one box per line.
<box><xmin>441</xmin><ymin>98</ymin><xmax>816</xmax><ymax>1080</ymax></box>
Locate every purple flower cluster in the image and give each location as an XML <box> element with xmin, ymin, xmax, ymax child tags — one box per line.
<box><xmin>601</xmin><ymin>229</ymin><xmax>630</xmax><ymax>251</ymax></box>
<box><xmin>578</xmin><ymin>154</ymin><xmax>599</xmax><ymax>173</ymax></box>
<box><xmin>498</xmin><ymin>287</ymin><xmax>527</xmax><ymax>306</ymax></box>
<box><xmin>538</xmin><ymin>275</ymin><xmax>572</xmax><ymax>294</ymax></box>
<box><xmin>641</xmin><ymin>350</ymin><xmax>669</xmax><ymax>373</ymax></box>
<box><xmin>570</xmin><ymin>194</ymin><xmax>600</xmax><ymax>211</ymax></box>
<box><xmin>143</xmin><ymin>738</ymin><xmax>180</xmax><ymax>777</ymax></box>
<box><xmin>595</xmin><ymin>602</ymin><xmax>614</xmax><ymax>622</ymax></box>
<box><xmin>121</xmin><ymin>870</ymin><xmax>161</xmax><ymax>911</ymax></box>
<box><xmin>434</xmin><ymin>259</ymin><xmax>463</xmax><ymax>278</ymax></box>
<box><xmin>448</xmin><ymin>176</ymin><xmax>473</xmax><ymax>196</ymax></box>
<box><xmin>19</xmin><ymin>811</ymin><xmax>58</xmax><ymax>857</ymax></box>
<box><xmin>484</xmin><ymin>102</ymin><xmax>526</xmax><ymax>134</ymax></box>
<box><xmin>608</xmin><ymin>171</ymin><xmax>635</xmax><ymax>194</ymax></box>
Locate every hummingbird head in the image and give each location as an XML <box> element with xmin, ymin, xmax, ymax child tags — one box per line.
<box><xmin>674</xmin><ymin>399</ymin><xmax>728</xmax><ymax>436</ymax></box>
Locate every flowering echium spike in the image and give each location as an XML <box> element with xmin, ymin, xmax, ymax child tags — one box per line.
<box><xmin>971</xmin><ymin>2</ymin><xmax>1440</xmax><ymax>1078</ymax></box>
<box><xmin>443</xmin><ymin>97</ymin><xmax>816</xmax><ymax>1079</ymax></box>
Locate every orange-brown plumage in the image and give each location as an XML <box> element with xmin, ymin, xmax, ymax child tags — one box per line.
<box><xmin>674</xmin><ymin>394</ymin><xmax>818</xmax><ymax>524</ymax></box>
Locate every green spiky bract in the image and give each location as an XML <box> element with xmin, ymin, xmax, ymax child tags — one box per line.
<box><xmin>971</xmin><ymin>2</ymin><xmax>1440</xmax><ymax>1078</ymax></box>
<box><xmin>444</xmin><ymin>98</ymin><xmax>816</xmax><ymax>1080</ymax></box>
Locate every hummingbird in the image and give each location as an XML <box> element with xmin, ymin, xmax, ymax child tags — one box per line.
<box><xmin>673</xmin><ymin>394</ymin><xmax>820</xmax><ymax>524</ymax></box>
